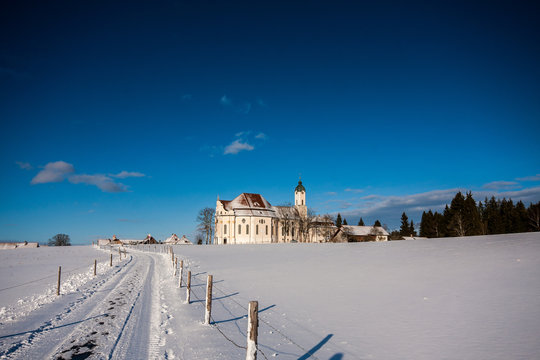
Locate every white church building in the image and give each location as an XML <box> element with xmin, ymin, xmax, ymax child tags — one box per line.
<box><xmin>214</xmin><ymin>180</ymin><xmax>333</xmax><ymax>244</ymax></box>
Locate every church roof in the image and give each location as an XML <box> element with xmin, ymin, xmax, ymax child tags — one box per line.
<box><xmin>295</xmin><ymin>180</ymin><xmax>305</xmax><ymax>193</ymax></box>
<box><xmin>220</xmin><ymin>193</ymin><xmax>273</xmax><ymax>211</ymax></box>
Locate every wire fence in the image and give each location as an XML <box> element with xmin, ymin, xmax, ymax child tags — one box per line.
<box><xmin>133</xmin><ymin>244</ymin><xmax>321</xmax><ymax>360</ymax></box>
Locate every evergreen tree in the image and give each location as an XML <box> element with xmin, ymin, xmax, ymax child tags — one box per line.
<box><xmin>409</xmin><ymin>220</ymin><xmax>417</xmax><ymax>236</ymax></box>
<box><xmin>399</xmin><ymin>212</ymin><xmax>410</xmax><ymax>236</ymax></box>
<box><xmin>374</xmin><ymin>220</ymin><xmax>382</xmax><ymax>227</ymax></box>
<box><xmin>358</xmin><ymin>217</ymin><xmax>365</xmax><ymax>226</ymax></box>
<box><xmin>486</xmin><ymin>196</ymin><xmax>503</xmax><ymax>234</ymax></box>
<box><xmin>336</xmin><ymin>213</ymin><xmax>342</xmax><ymax>228</ymax></box>
<box><xmin>433</xmin><ymin>211</ymin><xmax>444</xmax><ymax>237</ymax></box>
<box><xmin>512</xmin><ymin>201</ymin><xmax>528</xmax><ymax>233</ymax></box>
<box><xmin>463</xmin><ymin>192</ymin><xmax>482</xmax><ymax>236</ymax></box>
<box><xmin>448</xmin><ymin>192</ymin><xmax>466</xmax><ymax>236</ymax></box>
<box><xmin>420</xmin><ymin>211</ymin><xmax>428</xmax><ymax>237</ymax></box>
<box><xmin>343</xmin><ymin>218</ymin><xmax>348</xmax><ymax>225</ymax></box>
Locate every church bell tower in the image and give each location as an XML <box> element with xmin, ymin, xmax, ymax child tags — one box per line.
<box><xmin>295</xmin><ymin>179</ymin><xmax>307</xmax><ymax>217</ymax></box>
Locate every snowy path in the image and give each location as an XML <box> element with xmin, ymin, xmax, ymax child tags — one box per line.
<box><xmin>0</xmin><ymin>252</ymin><xmax>160</xmax><ymax>359</ymax></box>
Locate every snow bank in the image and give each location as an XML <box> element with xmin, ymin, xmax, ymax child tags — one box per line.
<box><xmin>171</xmin><ymin>232</ymin><xmax>540</xmax><ymax>359</ymax></box>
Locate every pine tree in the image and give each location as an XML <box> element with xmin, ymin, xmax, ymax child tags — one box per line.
<box><xmin>374</xmin><ymin>220</ymin><xmax>382</xmax><ymax>227</ymax></box>
<box><xmin>343</xmin><ymin>218</ymin><xmax>348</xmax><ymax>225</ymax></box>
<box><xmin>399</xmin><ymin>212</ymin><xmax>410</xmax><ymax>236</ymax></box>
<box><xmin>358</xmin><ymin>217</ymin><xmax>365</xmax><ymax>226</ymax></box>
<box><xmin>513</xmin><ymin>201</ymin><xmax>528</xmax><ymax>233</ymax></box>
<box><xmin>463</xmin><ymin>192</ymin><xmax>482</xmax><ymax>236</ymax></box>
<box><xmin>336</xmin><ymin>213</ymin><xmax>342</xmax><ymax>228</ymax></box>
<box><xmin>410</xmin><ymin>220</ymin><xmax>417</xmax><ymax>236</ymax></box>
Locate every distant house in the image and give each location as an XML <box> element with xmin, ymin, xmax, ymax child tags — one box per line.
<box><xmin>402</xmin><ymin>236</ymin><xmax>428</xmax><ymax>241</ymax></box>
<box><xmin>0</xmin><ymin>241</ymin><xmax>39</xmax><ymax>250</ymax></box>
<box><xmin>164</xmin><ymin>234</ymin><xmax>192</xmax><ymax>245</ymax></box>
<box><xmin>331</xmin><ymin>225</ymin><xmax>389</xmax><ymax>242</ymax></box>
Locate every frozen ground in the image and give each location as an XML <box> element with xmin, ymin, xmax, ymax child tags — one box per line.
<box><xmin>0</xmin><ymin>233</ymin><xmax>539</xmax><ymax>359</ymax></box>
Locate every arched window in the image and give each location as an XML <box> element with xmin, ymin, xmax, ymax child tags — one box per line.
<box><xmin>238</xmin><ymin>225</ymin><xmax>241</xmax><ymax>234</ymax></box>
<box><xmin>256</xmin><ymin>225</ymin><xmax>259</xmax><ymax>235</ymax></box>
<box><xmin>266</xmin><ymin>225</ymin><xmax>268</xmax><ymax>235</ymax></box>
<box><xmin>224</xmin><ymin>224</ymin><xmax>227</xmax><ymax>234</ymax></box>
<box><xmin>246</xmin><ymin>225</ymin><xmax>249</xmax><ymax>234</ymax></box>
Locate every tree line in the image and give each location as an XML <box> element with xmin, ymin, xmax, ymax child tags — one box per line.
<box><xmin>419</xmin><ymin>192</ymin><xmax>540</xmax><ymax>238</ymax></box>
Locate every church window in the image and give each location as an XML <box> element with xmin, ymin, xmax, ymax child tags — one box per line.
<box><xmin>266</xmin><ymin>225</ymin><xmax>268</xmax><ymax>235</ymax></box>
<box><xmin>238</xmin><ymin>225</ymin><xmax>241</xmax><ymax>234</ymax></box>
<box><xmin>282</xmin><ymin>227</ymin><xmax>285</xmax><ymax>236</ymax></box>
<box><xmin>292</xmin><ymin>227</ymin><xmax>295</xmax><ymax>236</ymax></box>
<box><xmin>246</xmin><ymin>225</ymin><xmax>249</xmax><ymax>234</ymax></box>
<box><xmin>302</xmin><ymin>200</ymin><xmax>304</xmax><ymax>205</ymax></box>
<box><xmin>256</xmin><ymin>225</ymin><xmax>259</xmax><ymax>235</ymax></box>
<box><xmin>224</xmin><ymin>224</ymin><xmax>227</xmax><ymax>234</ymax></box>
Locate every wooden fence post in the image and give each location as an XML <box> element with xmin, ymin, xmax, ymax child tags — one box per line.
<box><xmin>205</xmin><ymin>275</ymin><xmax>213</xmax><ymax>325</ymax></box>
<box><xmin>186</xmin><ymin>271</ymin><xmax>191</xmax><ymax>304</ymax></box>
<box><xmin>56</xmin><ymin>266</ymin><xmax>62</xmax><ymax>296</ymax></box>
<box><xmin>178</xmin><ymin>260</ymin><xmax>183</xmax><ymax>288</ymax></box>
<box><xmin>94</xmin><ymin>259</ymin><xmax>97</xmax><ymax>276</ymax></box>
<box><xmin>118</xmin><ymin>247</ymin><xmax>121</xmax><ymax>260</ymax></box>
<box><xmin>110</xmin><ymin>253</ymin><xmax>112</xmax><ymax>267</ymax></box>
<box><xmin>246</xmin><ymin>301</ymin><xmax>259</xmax><ymax>360</ymax></box>
<box><xmin>174</xmin><ymin>257</ymin><xmax>178</xmax><ymax>276</ymax></box>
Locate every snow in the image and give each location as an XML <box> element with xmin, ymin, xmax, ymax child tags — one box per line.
<box><xmin>1</xmin><ymin>233</ymin><xmax>539</xmax><ymax>359</ymax></box>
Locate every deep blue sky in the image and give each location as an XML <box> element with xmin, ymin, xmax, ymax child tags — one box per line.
<box><xmin>1</xmin><ymin>0</ymin><xmax>539</xmax><ymax>244</ymax></box>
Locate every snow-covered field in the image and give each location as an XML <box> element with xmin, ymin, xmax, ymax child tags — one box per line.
<box><xmin>1</xmin><ymin>233</ymin><xmax>539</xmax><ymax>359</ymax></box>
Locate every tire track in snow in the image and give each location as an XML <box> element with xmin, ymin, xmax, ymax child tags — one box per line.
<box><xmin>48</xmin><ymin>254</ymin><xmax>156</xmax><ymax>359</ymax></box>
<box><xmin>0</xmin><ymin>256</ymin><xmax>135</xmax><ymax>359</ymax></box>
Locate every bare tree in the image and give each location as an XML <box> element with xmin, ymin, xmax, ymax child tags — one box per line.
<box><xmin>448</xmin><ymin>214</ymin><xmax>466</xmax><ymax>237</ymax></box>
<box><xmin>197</xmin><ymin>208</ymin><xmax>215</xmax><ymax>245</ymax></box>
<box><xmin>529</xmin><ymin>203</ymin><xmax>540</xmax><ymax>231</ymax></box>
<box><xmin>298</xmin><ymin>208</ymin><xmax>315</xmax><ymax>242</ymax></box>
<box><xmin>48</xmin><ymin>234</ymin><xmax>71</xmax><ymax>246</ymax></box>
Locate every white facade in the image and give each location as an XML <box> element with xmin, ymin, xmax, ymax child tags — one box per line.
<box><xmin>214</xmin><ymin>181</ymin><xmax>334</xmax><ymax>244</ymax></box>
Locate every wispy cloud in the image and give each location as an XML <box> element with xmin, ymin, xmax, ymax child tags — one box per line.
<box><xmin>110</xmin><ymin>171</ymin><xmax>146</xmax><ymax>179</ymax></box>
<box><xmin>345</xmin><ymin>188</ymin><xmax>364</xmax><ymax>193</ymax></box>
<box><xmin>220</xmin><ymin>95</ymin><xmax>232</xmax><ymax>106</ymax></box>
<box><xmin>516</xmin><ymin>174</ymin><xmax>540</xmax><ymax>182</ymax></box>
<box><xmin>118</xmin><ymin>218</ymin><xmax>141</xmax><ymax>223</ymax></box>
<box><xmin>69</xmin><ymin>174</ymin><xmax>128</xmax><ymax>193</ymax></box>
<box><xmin>30</xmin><ymin>161</ymin><xmax>143</xmax><ymax>192</ymax></box>
<box><xmin>330</xmin><ymin>186</ymin><xmax>540</xmax><ymax>228</ymax></box>
<box><xmin>16</xmin><ymin>161</ymin><xmax>33</xmax><ymax>170</ymax></box>
<box><xmin>482</xmin><ymin>181</ymin><xmax>521</xmax><ymax>190</ymax></box>
<box><xmin>326</xmin><ymin>191</ymin><xmax>337</xmax><ymax>196</ymax></box>
<box><xmin>219</xmin><ymin>95</ymin><xmax>254</xmax><ymax>114</ymax></box>
<box><xmin>31</xmin><ymin>161</ymin><xmax>74</xmax><ymax>184</ymax></box>
<box><xmin>255</xmin><ymin>132</ymin><xmax>267</xmax><ymax>140</ymax></box>
<box><xmin>181</xmin><ymin>94</ymin><xmax>192</xmax><ymax>101</ymax></box>
<box><xmin>224</xmin><ymin>140</ymin><xmax>254</xmax><ymax>155</ymax></box>
<box><xmin>256</xmin><ymin>98</ymin><xmax>267</xmax><ymax>107</ymax></box>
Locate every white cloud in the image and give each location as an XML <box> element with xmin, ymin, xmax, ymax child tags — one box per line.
<box><xmin>516</xmin><ymin>174</ymin><xmax>540</xmax><ymax>182</ymax></box>
<box><xmin>16</xmin><ymin>161</ymin><xmax>32</xmax><ymax>170</ymax></box>
<box><xmin>68</xmin><ymin>174</ymin><xmax>128</xmax><ymax>193</ymax></box>
<box><xmin>110</xmin><ymin>171</ymin><xmax>145</xmax><ymax>179</ymax></box>
<box><xmin>482</xmin><ymin>181</ymin><xmax>521</xmax><ymax>190</ymax></box>
<box><xmin>220</xmin><ymin>95</ymin><xmax>231</xmax><ymax>106</ymax></box>
<box><xmin>345</xmin><ymin>188</ymin><xmax>364</xmax><ymax>193</ymax></box>
<box><xmin>224</xmin><ymin>139</ymin><xmax>254</xmax><ymax>155</ymax></box>
<box><xmin>30</xmin><ymin>160</ymin><xmax>143</xmax><ymax>192</ymax></box>
<box><xmin>255</xmin><ymin>132</ymin><xmax>267</xmax><ymax>140</ymax></box>
<box><xmin>31</xmin><ymin>161</ymin><xmax>74</xmax><ymax>184</ymax></box>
